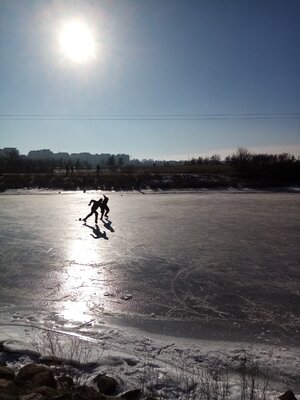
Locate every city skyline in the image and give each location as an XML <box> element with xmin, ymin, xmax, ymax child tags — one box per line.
<box><xmin>0</xmin><ymin>147</ymin><xmax>131</xmax><ymax>167</ymax></box>
<box><xmin>1</xmin><ymin>145</ymin><xmax>299</xmax><ymax>163</ymax></box>
<box><xmin>0</xmin><ymin>1</ymin><xmax>299</xmax><ymax>159</ymax></box>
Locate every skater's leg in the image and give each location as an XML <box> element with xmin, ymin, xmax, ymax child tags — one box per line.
<box><xmin>94</xmin><ymin>211</ymin><xmax>98</xmax><ymax>224</ymax></box>
<box><xmin>83</xmin><ymin>211</ymin><xmax>93</xmax><ymax>222</ymax></box>
<box><xmin>104</xmin><ymin>206</ymin><xmax>110</xmax><ymax>217</ymax></box>
<box><xmin>100</xmin><ymin>207</ymin><xmax>104</xmax><ymax>220</ymax></box>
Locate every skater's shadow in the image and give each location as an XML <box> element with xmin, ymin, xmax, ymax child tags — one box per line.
<box><xmin>84</xmin><ymin>223</ymin><xmax>109</xmax><ymax>240</ymax></box>
<box><xmin>102</xmin><ymin>218</ymin><xmax>115</xmax><ymax>232</ymax></box>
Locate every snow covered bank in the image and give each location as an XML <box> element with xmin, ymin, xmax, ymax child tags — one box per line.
<box><xmin>0</xmin><ymin>322</ymin><xmax>299</xmax><ymax>399</ymax></box>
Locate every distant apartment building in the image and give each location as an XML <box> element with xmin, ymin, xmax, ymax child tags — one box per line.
<box><xmin>97</xmin><ymin>153</ymin><xmax>111</xmax><ymax>167</ymax></box>
<box><xmin>70</xmin><ymin>152</ymin><xmax>129</xmax><ymax>167</ymax></box>
<box><xmin>0</xmin><ymin>147</ymin><xmax>19</xmax><ymax>157</ymax></box>
<box><xmin>70</xmin><ymin>152</ymin><xmax>96</xmax><ymax>166</ymax></box>
<box><xmin>116</xmin><ymin>154</ymin><xmax>130</xmax><ymax>166</ymax></box>
<box><xmin>53</xmin><ymin>152</ymin><xmax>70</xmax><ymax>161</ymax></box>
<box><xmin>28</xmin><ymin>149</ymin><xmax>54</xmax><ymax>160</ymax></box>
<box><xmin>1</xmin><ymin>148</ymin><xmax>130</xmax><ymax>166</ymax></box>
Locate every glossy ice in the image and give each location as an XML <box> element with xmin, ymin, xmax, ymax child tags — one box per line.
<box><xmin>0</xmin><ymin>190</ymin><xmax>299</xmax><ymax>345</ymax></box>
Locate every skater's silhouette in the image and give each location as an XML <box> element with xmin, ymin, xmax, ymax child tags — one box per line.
<box><xmin>103</xmin><ymin>219</ymin><xmax>115</xmax><ymax>232</ymax></box>
<box><xmin>100</xmin><ymin>194</ymin><xmax>110</xmax><ymax>220</ymax></box>
<box><xmin>84</xmin><ymin>223</ymin><xmax>108</xmax><ymax>240</ymax></box>
<box><xmin>82</xmin><ymin>199</ymin><xmax>101</xmax><ymax>224</ymax></box>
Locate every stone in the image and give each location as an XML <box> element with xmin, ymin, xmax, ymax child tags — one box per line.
<box><xmin>32</xmin><ymin>385</ymin><xmax>58</xmax><ymax>397</ymax></box>
<box><xmin>0</xmin><ymin>365</ymin><xmax>15</xmax><ymax>381</ymax></box>
<box><xmin>120</xmin><ymin>388</ymin><xmax>142</xmax><ymax>400</ymax></box>
<box><xmin>31</xmin><ymin>370</ymin><xmax>57</xmax><ymax>389</ymax></box>
<box><xmin>17</xmin><ymin>364</ymin><xmax>51</xmax><ymax>382</ymax></box>
<box><xmin>51</xmin><ymin>393</ymin><xmax>74</xmax><ymax>400</ymax></box>
<box><xmin>72</xmin><ymin>385</ymin><xmax>107</xmax><ymax>400</ymax></box>
<box><xmin>0</xmin><ymin>378</ymin><xmax>14</xmax><ymax>390</ymax></box>
<box><xmin>92</xmin><ymin>374</ymin><xmax>118</xmax><ymax>395</ymax></box>
<box><xmin>57</xmin><ymin>375</ymin><xmax>74</xmax><ymax>391</ymax></box>
<box><xmin>0</xmin><ymin>378</ymin><xmax>19</xmax><ymax>399</ymax></box>
<box><xmin>19</xmin><ymin>394</ymin><xmax>46</xmax><ymax>400</ymax></box>
<box><xmin>279</xmin><ymin>391</ymin><xmax>298</xmax><ymax>400</ymax></box>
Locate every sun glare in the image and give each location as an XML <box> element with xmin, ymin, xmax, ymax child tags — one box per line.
<box><xmin>58</xmin><ymin>19</ymin><xmax>96</xmax><ymax>64</ymax></box>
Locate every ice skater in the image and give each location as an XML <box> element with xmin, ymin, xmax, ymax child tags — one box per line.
<box><xmin>81</xmin><ymin>198</ymin><xmax>101</xmax><ymax>224</ymax></box>
<box><xmin>100</xmin><ymin>194</ymin><xmax>110</xmax><ymax>220</ymax></box>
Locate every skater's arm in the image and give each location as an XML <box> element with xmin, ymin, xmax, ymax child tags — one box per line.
<box><xmin>88</xmin><ymin>199</ymin><xmax>96</xmax><ymax>206</ymax></box>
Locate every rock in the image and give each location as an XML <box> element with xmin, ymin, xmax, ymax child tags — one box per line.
<box><xmin>120</xmin><ymin>294</ymin><xmax>132</xmax><ymax>300</ymax></box>
<box><xmin>19</xmin><ymin>394</ymin><xmax>46</xmax><ymax>400</ymax></box>
<box><xmin>57</xmin><ymin>375</ymin><xmax>74</xmax><ymax>391</ymax></box>
<box><xmin>17</xmin><ymin>364</ymin><xmax>51</xmax><ymax>382</ymax></box>
<box><xmin>92</xmin><ymin>374</ymin><xmax>118</xmax><ymax>395</ymax></box>
<box><xmin>279</xmin><ymin>391</ymin><xmax>298</xmax><ymax>400</ymax></box>
<box><xmin>72</xmin><ymin>385</ymin><xmax>107</xmax><ymax>400</ymax></box>
<box><xmin>120</xmin><ymin>388</ymin><xmax>142</xmax><ymax>400</ymax></box>
<box><xmin>0</xmin><ymin>378</ymin><xmax>19</xmax><ymax>399</ymax></box>
<box><xmin>0</xmin><ymin>378</ymin><xmax>15</xmax><ymax>390</ymax></box>
<box><xmin>31</xmin><ymin>370</ymin><xmax>57</xmax><ymax>389</ymax></box>
<box><xmin>51</xmin><ymin>393</ymin><xmax>74</xmax><ymax>400</ymax></box>
<box><xmin>32</xmin><ymin>385</ymin><xmax>58</xmax><ymax>397</ymax></box>
<box><xmin>0</xmin><ymin>365</ymin><xmax>15</xmax><ymax>381</ymax></box>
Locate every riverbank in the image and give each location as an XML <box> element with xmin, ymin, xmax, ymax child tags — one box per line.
<box><xmin>1</xmin><ymin>323</ymin><xmax>300</xmax><ymax>400</ymax></box>
<box><xmin>0</xmin><ymin>171</ymin><xmax>299</xmax><ymax>192</ymax></box>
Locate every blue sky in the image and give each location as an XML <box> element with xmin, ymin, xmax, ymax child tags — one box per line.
<box><xmin>0</xmin><ymin>0</ymin><xmax>299</xmax><ymax>160</ymax></box>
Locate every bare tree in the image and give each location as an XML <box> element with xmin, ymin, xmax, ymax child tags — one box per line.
<box><xmin>232</xmin><ymin>147</ymin><xmax>252</xmax><ymax>171</ymax></box>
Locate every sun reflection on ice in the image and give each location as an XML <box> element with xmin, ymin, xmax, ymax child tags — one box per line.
<box><xmin>62</xmin><ymin>300</ymin><xmax>92</xmax><ymax>326</ymax></box>
<box><xmin>60</xmin><ymin>239</ymin><xmax>105</xmax><ymax>324</ymax></box>
<box><xmin>68</xmin><ymin>238</ymin><xmax>99</xmax><ymax>265</ymax></box>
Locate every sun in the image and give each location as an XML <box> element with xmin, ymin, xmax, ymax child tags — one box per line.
<box><xmin>58</xmin><ymin>19</ymin><xmax>97</xmax><ymax>64</ymax></box>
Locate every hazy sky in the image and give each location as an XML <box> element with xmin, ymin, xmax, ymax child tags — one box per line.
<box><xmin>0</xmin><ymin>0</ymin><xmax>299</xmax><ymax>160</ymax></box>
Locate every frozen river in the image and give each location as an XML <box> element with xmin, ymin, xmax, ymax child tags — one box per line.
<box><xmin>0</xmin><ymin>190</ymin><xmax>300</xmax><ymax>346</ymax></box>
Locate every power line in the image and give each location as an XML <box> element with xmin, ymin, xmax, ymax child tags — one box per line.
<box><xmin>0</xmin><ymin>112</ymin><xmax>300</xmax><ymax>121</ymax></box>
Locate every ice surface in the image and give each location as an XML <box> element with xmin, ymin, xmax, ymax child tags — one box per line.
<box><xmin>0</xmin><ymin>190</ymin><xmax>300</xmax><ymax>394</ymax></box>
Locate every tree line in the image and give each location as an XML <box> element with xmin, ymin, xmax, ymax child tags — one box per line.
<box><xmin>185</xmin><ymin>147</ymin><xmax>300</xmax><ymax>181</ymax></box>
<box><xmin>0</xmin><ymin>147</ymin><xmax>300</xmax><ymax>182</ymax></box>
<box><xmin>0</xmin><ymin>151</ymin><xmax>123</xmax><ymax>174</ymax></box>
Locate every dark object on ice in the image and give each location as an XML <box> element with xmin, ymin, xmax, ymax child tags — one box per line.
<box><xmin>279</xmin><ymin>391</ymin><xmax>298</xmax><ymax>400</ymax></box>
<box><xmin>92</xmin><ymin>373</ymin><xmax>118</xmax><ymax>395</ymax></box>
